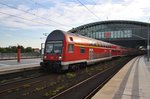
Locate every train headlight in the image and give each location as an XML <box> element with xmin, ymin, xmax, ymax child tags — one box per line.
<box><xmin>44</xmin><ymin>55</ymin><xmax>47</xmax><ymax>59</ymax></box>
<box><xmin>58</xmin><ymin>56</ymin><xmax>62</xmax><ymax>60</ymax></box>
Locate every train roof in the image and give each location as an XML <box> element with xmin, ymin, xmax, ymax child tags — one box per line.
<box><xmin>46</xmin><ymin>30</ymin><xmax>123</xmax><ymax>48</ymax></box>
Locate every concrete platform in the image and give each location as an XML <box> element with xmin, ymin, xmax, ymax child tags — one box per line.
<box><xmin>92</xmin><ymin>56</ymin><xmax>150</xmax><ymax>99</ymax></box>
<box><xmin>0</xmin><ymin>58</ymin><xmax>41</xmax><ymax>75</ymax></box>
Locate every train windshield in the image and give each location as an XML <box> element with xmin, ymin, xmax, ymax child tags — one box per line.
<box><xmin>45</xmin><ymin>41</ymin><xmax>63</xmax><ymax>54</ymax></box>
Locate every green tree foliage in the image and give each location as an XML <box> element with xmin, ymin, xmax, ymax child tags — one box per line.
<box><xmin>0</xmin><ymin>46</ymin><xmax>34</xmax><ymax>53</ymax></box>
<box><xmin>11</xmin><ymin>46</ymin><xmax>17</xmax><ymax>52</ymax></box>
<box><xmin>25</xmin><ymin>47</ymin><xmax>33</xmax><ymax>53</ymax></box>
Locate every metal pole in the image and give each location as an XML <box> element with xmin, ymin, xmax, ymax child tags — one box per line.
<box><xmin>147</xmin><ymin>21</ymin><xmax>150</xmax><ymax>61</ymax></box>
<box><xmin>17</xmin><ymin>45</ymin><xmax>21</xmax><ymax>63</ymax></box>
<box><xmin>41</xmin><ymin>43</ymin><xmax>44</xmax><ymax>60</ymax></box>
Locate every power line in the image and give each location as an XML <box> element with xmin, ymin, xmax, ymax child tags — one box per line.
<box><xmin>0</xmin><ymin>11</ymin><xmax>52</xmax><ymax>26</ymax></box>
<box><xmin>0</xmin><ymin>2</ymin><xmax>67</xmax><ymax>27</ymax></box>
<box><xmin>0</xmin><ymin>11</ymin><xmax>67</xmax><ymax>29</ymax></box>
<box><xmin>0</xmin><ymin>2</ymin><xmax>70</xmax><ymax>28</ymax></box>
<box><xmin>29</xmin><ymin>0</ymin><xmax>47</xmax><ymax>8</ymax></box>
<box><xmin>85</xmin><ymin>0</ymin><xmax>97</xmax><ymax>5</ymax></box>
<box><xmin>91</xmin><ymin>0</ymin><xmax>97</xmax><ymax>5</ymax></box>
<box><xmin>26</xmin><ymin>0</ymin><xmax>71</xmax><ymax>27</ymax></box>
<box><xmin>76</xmin><ymin>0</ymin><xmax>100</xmax><ymax>20</ymax></box>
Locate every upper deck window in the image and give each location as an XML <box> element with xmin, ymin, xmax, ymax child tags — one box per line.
<box><xmin>69</xmin><ymin>37</ymin><xmax>73</xmax><ymax>41</ymax></box>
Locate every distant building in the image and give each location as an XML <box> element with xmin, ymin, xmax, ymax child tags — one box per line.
<box><xmin>33</xmin><ymin>48</ymin><xmax>40</xmax><ymax>53</ymax></box>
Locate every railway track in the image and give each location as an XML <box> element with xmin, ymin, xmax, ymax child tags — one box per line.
<box><xmin>50</xmin><ymin>57</ymin><xmax>133</xmax><ymax>99</ymax></box>
<box><xmin>0</xmin><ymin>72</ymin><xmax>48</xmax><ymax>95</ymax></box>
<box><xmin>0</xmin><ymin>68</ymin><xmax>45</xmax><ymax>86</ymax></box>
<box><xmin>50</xmin><ymin>66</ymin><xmax>115</xmax><ymax>99</ymax></box>
<box><xmin>0</xmin><ymin>73</ymin><xmax>45</xmax><ymax>86</ymax></box>
<box><xmin>0</xmin><ymin>79</ymin><xmax>44</xmax><ymax>94</ymax></box>
<box><xmin>0</xmin><ymin>72</ymin><xmax>45</xmax><ymax>86</ymax></box>
<box><xmin>84</xmin><ymin>56</ymin><xmax>140</xmax><ymax>99</ymax></box>
<box><xmin>0</xmin><ymin>57</ymin><xmax>133</xmax><ymax>99</ymax></box>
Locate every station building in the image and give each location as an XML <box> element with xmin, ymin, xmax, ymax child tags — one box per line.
<box><xmin>69</xmin><ymin>20</ymin><xmax>150</xmax><ymax>49</ymax></box>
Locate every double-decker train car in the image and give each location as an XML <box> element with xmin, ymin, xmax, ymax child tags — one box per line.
<box><xmin>40</xmin><ymin>30</ymin><xmax>130</xmax><ymax>72</ymax></box>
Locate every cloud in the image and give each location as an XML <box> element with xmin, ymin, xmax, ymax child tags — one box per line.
<box><xmin>0</xmin><ymin>0</ymin><xmax>150</xmax><ymax>33</ymax></box>
<box><xmin>0</xmin><ymin>0</ymin><xmax>150</xmax><ymax>31</ymax></box>
<box><xmin>0</xmin><ymin>0</ymin><xmax>150</xmax><ymax>48</ymax></box>
<box><xmin>5</xmin><ymin>33</ymin><xmax>13</xmax><ymax>37</ymax></box>
<box><xmin>17</xmin><ymin>5</ymin><xmax>30</xmax><ymax>11</ymax></box>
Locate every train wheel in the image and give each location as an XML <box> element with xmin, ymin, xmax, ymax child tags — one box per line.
<box><xmin>56</xmin><ymin>65</ymin><xmax>62</xmax><ymax>73</ymax></box>
<box><xmin>68</xmin><ymin>64</ymin><xmax>76</xmax><ymax>72</ymax></box>
<box><xmin>82</xmin><ymin>62</ymin><xmax>87</xmax><ymax>68</ymax></box>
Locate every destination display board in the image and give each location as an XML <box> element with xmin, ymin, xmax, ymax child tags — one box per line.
<box><xmin>95</xmin><ymin>30</ymin><xmax>132</xmax><ymax>39</ymax></box>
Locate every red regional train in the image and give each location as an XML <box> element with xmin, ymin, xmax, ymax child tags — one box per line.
<box><xmin>40</xmin><ymin>30</ymin><xmax>131</xmax><ymax>72</ymax></box>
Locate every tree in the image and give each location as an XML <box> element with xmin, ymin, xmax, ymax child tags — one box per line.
<box><xmin>20</xmin><ymin>46</ymin><xmax>24</xmax><ymax>53</ymax></box>
<box><xmin>11</xmin><ymin>46</ymin><xmax>17</xmax><ymax>53</ymax></box>
<box><xmin>0</xmin><ymin>46</ymin><xmax>34</xmax><ymax>53</ymax></box>
<box><xmin>0</xmin><ymin>47</ymin><xmax>4</xmax><ymax>53</ymax></box>
<box><xmin>25</xmin><ymin>47</ymin><xmax>33</xmax><ymax>53</ymax></box>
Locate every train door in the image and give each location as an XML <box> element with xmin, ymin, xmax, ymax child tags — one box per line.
<box><xmin>89</xmin><ymin>49</ymin><xmax>93</xmax><ymax>60</ymax></box>
<box><xmin>110</xmin><ymin>50</ymin><xmax>112</xmax><ymax>57</ymax></box>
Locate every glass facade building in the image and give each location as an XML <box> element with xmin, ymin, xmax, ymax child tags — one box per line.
<box><xmin>69</xmin><ymin>20</ymin><xmax>150</xmax><ymax>48</ymax></box>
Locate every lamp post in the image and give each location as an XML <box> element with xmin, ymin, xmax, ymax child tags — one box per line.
<box><xmin>147</xmin><ymin>20</ymin><xmax>150</xmax><ymax>61</ymax></box>
<box><xmin>17</xmin><ymin>45</ymin><xmax>21</xmax><ymax>63</ymax></box>
<box><xmin>40</xmin><ymin>33</ymin><xmax>48</xmax><ymax>60</ymax></box>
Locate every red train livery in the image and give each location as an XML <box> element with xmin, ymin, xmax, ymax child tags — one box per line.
<box><xmin>40</xmin><ymin>30</ymin><xmax>130</xmax><ymax>72</ymax></box>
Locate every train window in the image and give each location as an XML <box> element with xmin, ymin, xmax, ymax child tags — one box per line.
<box><xmin>53</xmin><ymin>43</ymin><xmax>63</xmax><ymax>54</ymax></box>
<box><xmin>69</xmin><ymin>37</ymin><xmax>73</xmax><ymax>41</ymax></box>
<box><xmin>68</xmin><ymin>44</ymin><xmax>74</xmax><ymax>53</ymax></box>
<box><xmin>46</xmin><ymin>43</ymin><xmax>53</xmax><ymax>53</ymax></box>
<box><xmin>45</xmin><ymin>43</ymin><xmax>63</xmax><ymax>54</ymax></box>
<box><xmin>80</xmin><ymin>47</ymin><xmax>85</xmax><ymax>53</ymax></box>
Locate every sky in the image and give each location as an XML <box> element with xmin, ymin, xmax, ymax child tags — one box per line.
<box><xmin>0</xmin><ymin>0</ymin><xmax>150</xmax><ymax>49</ymax></box>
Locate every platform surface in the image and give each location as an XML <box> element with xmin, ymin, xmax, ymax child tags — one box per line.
<box><xmin>92</xmin><ymin>56</ymin><xmax>150</xmax><ymax>99</ymax></box>
<box><xmin>0</xmin><ymin>58</ymin><xmax>41</xmax><ymax>74</ymax></box>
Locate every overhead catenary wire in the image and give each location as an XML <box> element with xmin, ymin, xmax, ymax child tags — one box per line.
<box><xmin>0</xmin><ymin>11</ymin><xmax>67</xmax><ymax>29</ymax></box>
<box><xmin>29</xmin><ymin>0</ymin><xmax>99</xmax><ymax>26</ymax></box>
<box><xmin>85</xmin><ymin>0</ymin><xmax>97</xmax><ymax>5</ymax></box>
<box><xmin>0</xmin><ymin>2</ymin><xmax>70</xmax><ymax>29</ymax></box>
<box><xmin>26</xmin><ymin>0</ymin><xmax>74</xmax><ymax>28</ymax></box>
<box><xmin>76</xmin><ymin>0</ymin><xmax>101</xmax><ymax>20</ymax></box>
<box><xmin>91</xmin><ymin>0</ymin><xmax>97</xmax><ymax>5</ymax></box>
<box><xmin>29</xmin><ymin>0</ymin><xmax>48</xmax><ymax>9</ymax></box>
